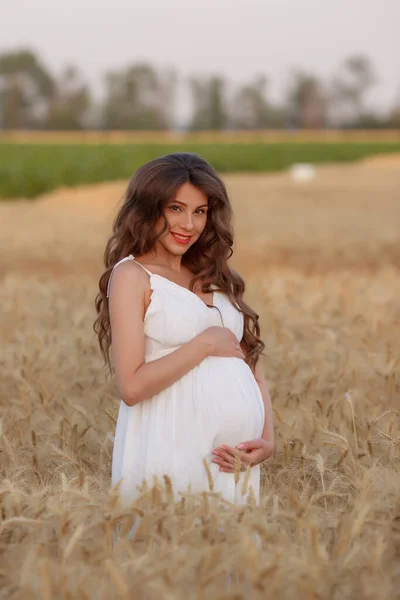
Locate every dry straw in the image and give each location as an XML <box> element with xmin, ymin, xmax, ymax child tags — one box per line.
<box><xmin>1</xmin><ymin>162</ymin><xmax>400</xmax><ymax>597</ymax></box>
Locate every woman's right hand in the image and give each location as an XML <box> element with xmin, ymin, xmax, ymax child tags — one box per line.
<box><xmin>199</xmin><ymin>326</ymin><xmax>245</xmax><ymax>359</ymax></box>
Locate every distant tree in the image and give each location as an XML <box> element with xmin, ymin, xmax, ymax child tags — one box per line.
<box><xmin>287</xmin><ymin>71</ymin><xmax>328</xmax><ymax>128</ymax></box>
<box><xmin>0</xmin><ymin>49</ymin><xmax>54</xmax><ymax>129</ymax></box>
<box><xmin>102</xmin><ymin>63</ymin><xmax>176</xmax><ymax>130</ymax></box>
<box><xmin>387</xmin><ymin>99</ymin><xmax>400</xmax><ymax>128</ymax></box>
<box><xmin>46</xmin><ymin>65</ymin><xmax>91</xmax><ymax>130</ymax></box>
<box><xmin>331</xmin><ymin>55</ymin><xmax>376</xmax><ymax>126</ymax></box>
<box><xmin>229</xmin><ymin>75</ymin><xmax>286</xmax><ymax>129</ymax></box>
<box><xmin>188</xmin><ymin>75</ymin><xmax>228</xmax><ymax>130</ymax></box>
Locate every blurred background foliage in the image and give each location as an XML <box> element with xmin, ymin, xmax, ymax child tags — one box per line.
<box><xmin>1</xmin><ymin>48</ymin><xmax>399</xmax><ymax>132</ymax></box>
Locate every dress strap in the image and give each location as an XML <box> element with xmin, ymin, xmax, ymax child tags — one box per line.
<box><xmin>106</xmin><ymin>255</ymin><xmax>153</xmax><ymax>298</ymax></box>
<box><xmin>128</xmin><ymin>255</ymin><xmax>153</xmax><ymax>277</ymax></box>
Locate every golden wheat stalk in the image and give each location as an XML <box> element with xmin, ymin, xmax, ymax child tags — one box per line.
<box><xmin>241</xmin><ymin>463</ymin><xmax>252</xmax><ymax>498</ymax></box>
<box><xmin>63</xmin><ymin>524</ymin><xmax>85</xmax><ymax>561</ymax></box>
<box><xmin>315</xmin><ymin>454</ymin><xmax>327</xmax><ymax>511</ymax></box>
<box><xmin>345</xmin><ymin>392</ymin><xmax>359</xmax><ymax>454</ymax></box>
<box><xmin>202</xmin><ymin>457</ymin><xmax>214</xmax><ymax>492</ymax></box>
<box><xmin>318</xmin><ymin>428</ymin><xmax>351</xmax><ymax>451</ymax></box>
<box><xmin>0</xmin><ymin>517</ymin><xmax>44</xmax><ymax>533</ymax></box>
<box><xmin>373</xmin><ymin>410</ymin><xmax>400</xmax><ymax>424</ymax></box>
<box><xmin>104</xmin><ymin>559</ymin><xmax>129</xmax><ymax>598</ymax></box>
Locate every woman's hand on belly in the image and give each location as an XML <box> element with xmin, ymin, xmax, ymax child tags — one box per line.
<box><xmin>212</xmin><ymin>438</ymin><xmax>275</xmax><ymax>472</ymax></box>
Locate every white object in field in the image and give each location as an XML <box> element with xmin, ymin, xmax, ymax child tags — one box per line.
<box><xmin>290</xmin><ymin>163</ymin><xmax>316</xmax><ymax>182</ymax></box>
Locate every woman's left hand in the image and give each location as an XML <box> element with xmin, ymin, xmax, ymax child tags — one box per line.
<box><xmin>212</xmin><ymin>438</ymin><xmax>274</xmax><ymax>473</ymax></box>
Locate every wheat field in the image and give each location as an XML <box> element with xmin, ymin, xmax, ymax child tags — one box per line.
<box><xmin>1</xmin><ymin>129</ymin><xmax>400</xmax><ymax>144</ymax></box>
<box><xmin>1</xmin><ymin>156</ymin><xmax>399</xmax><ymax>599</ymax></box>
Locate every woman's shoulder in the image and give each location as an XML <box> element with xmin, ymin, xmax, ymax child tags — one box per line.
<box><xmin>107</xmin><ymin>256</ymin><xmax>150</xmax><ymax>299</ymax></box>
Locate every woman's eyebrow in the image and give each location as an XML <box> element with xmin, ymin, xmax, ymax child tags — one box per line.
<box><xmin>170</xmin><ymin>200</ymin><xmax>208</xmax><ymax>209</ymax></box>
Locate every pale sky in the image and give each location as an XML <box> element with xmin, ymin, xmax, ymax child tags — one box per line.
<box><xmin>2</xmin><ymin>0</ymin><xmax>399</xmax><ymax>122</ymax></box>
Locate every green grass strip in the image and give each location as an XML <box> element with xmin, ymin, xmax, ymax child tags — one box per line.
<box><xmin>1</xmin><ymin>142</ymin><xmax>399</xmax><ymax>199</ymax></box>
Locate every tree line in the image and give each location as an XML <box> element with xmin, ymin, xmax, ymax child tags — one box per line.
<box><xmin>0</xmin><ymin>48</ymin><xmax>399</xmax><ymax>131</ymax></box>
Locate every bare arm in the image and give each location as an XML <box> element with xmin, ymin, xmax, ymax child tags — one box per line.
<box><xmin>108</xmin><ymin>262</ymin><xmax>243</xmax><ymax>406</ymax></box>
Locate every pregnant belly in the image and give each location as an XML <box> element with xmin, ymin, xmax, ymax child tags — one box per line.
<box><xmin>194</xmin><ymin>356</ymin><xmax>265</xmax><ymax>447</ymax></box>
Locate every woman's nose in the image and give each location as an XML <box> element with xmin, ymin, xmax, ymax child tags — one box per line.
<box><xmin>182</xmin><ymin>215</ymin><xmax>195</xmax><ymax>230</ymax></box>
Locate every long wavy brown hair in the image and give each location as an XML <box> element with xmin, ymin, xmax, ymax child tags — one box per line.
<box><xmin>93</xmin><ymin>152</ymin><xmax>265</xmax><ymax>378</ymax></box>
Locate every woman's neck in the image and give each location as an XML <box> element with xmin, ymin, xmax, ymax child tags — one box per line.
<box><xmin>139</xmin><ymin>245</ymin><xmax>184</xmax><ymax>273</ymax></box>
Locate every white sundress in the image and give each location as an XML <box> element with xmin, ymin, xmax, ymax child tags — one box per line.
<box><xmin>107</xmin><ymin>255</ymin><xmax>265</xmax><ymax>509</ymax></box>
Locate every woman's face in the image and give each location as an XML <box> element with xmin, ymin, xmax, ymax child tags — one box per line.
<box><xmin>156</xmin><ymin>182</ymin><xmax>209</xmax><ymax>256</ymax></box>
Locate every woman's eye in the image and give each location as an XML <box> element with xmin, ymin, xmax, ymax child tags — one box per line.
<box><xmin>195</xmin><ymin>209</ymin><xmax>206</xmax><ymax>214</ymax></box>
<box><xmin>169</xmin><ymin>205</ymin><xmax>181</xmax><ymax>212</ymax></box>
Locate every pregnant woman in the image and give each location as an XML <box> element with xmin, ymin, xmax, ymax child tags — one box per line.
<box><xmin>94</xmin><ymin>152</ymin><xmax>274</xmax><ymax>510</ymax></box>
